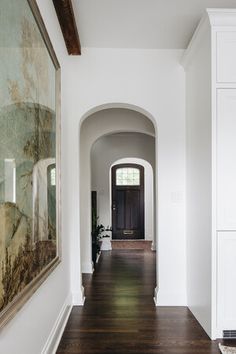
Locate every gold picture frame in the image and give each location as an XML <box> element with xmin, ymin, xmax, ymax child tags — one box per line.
<box><xmin>0</xmin><ymin>0</ymin><xmax>61</xmax><ymax>328</ymax></box>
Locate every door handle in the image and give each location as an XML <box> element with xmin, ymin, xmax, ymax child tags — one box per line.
<box><xmin>112</xmin><ymin>203</ymin><xmax>116</xmax><ymax>211</ymax></box>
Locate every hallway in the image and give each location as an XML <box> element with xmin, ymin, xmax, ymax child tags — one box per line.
<box><xmin>57</xmin><ymin>249</ymin><xmax>228</xmax><ymax>354</ymax></box>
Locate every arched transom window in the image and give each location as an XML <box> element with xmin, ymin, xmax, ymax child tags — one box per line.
<box><xmin>116</xmin><ymin>167</ymin><xmax>140</xmax><ymax>186</ymax></box>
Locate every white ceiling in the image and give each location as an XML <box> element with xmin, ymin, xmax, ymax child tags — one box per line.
<box><xmin>73</xmin><ymin>0</ymin><xmax>236</xmax><ymax>49</ymax></box>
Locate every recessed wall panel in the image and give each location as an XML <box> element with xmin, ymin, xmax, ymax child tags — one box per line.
<box><xmin>217</xmin><ymin>89</ymin><xmax>236</xmax><ymax>230</ymax></box>
<box><xmin>217</xmin><ymin>32</ymin><xmax>236</xmax><ymax>83</ymax></box>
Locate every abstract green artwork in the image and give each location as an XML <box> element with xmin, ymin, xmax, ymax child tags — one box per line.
<box><xmin>0</xmin><ymin>0</ymin><xmax>61</xmax><ymax>327</ymax></box>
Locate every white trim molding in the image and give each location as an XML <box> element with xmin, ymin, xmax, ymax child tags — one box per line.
<box><xmin>41</xmin><ymin>293</ymin><xmax>72</xmax><ymax>354</ymax></box>
<box><xmin>82</xmin><ymin>261</ymin><xmax>94</xmax><ymax>274</ymax></box>
<box><xmin>153</xmin><ymin>287</ymin><xmax>158</xmax><ymax>306</ymax></box>
<box><xmin>181</xmin><ymin>13</ymin><xmax>210</xmax><ymax>69</ymax></box>
<box><xmin>182</xmin><ymin>9</ymin><xmax>236</xmax><ymax>70</ymax></box>
<box><xmin>207</xmin><ymin>8</ymin><xmax>236</xmax><ymax>27</ymax></box>
<box><xmin>72</xmin><ymin>285</ymin><xmax>85</xmax><ymax>306</ymax></box>
<box><xmin>154</xmin><ymin>288</ymin><xmax>187</xmax><ymax>306</ymax></box>
<box><xmin>151</xmin><ymin>241</ymin><xmax>156</xmax><ymax>251</ymax></box>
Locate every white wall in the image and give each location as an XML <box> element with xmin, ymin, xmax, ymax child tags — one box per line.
<box><xmin>0</xmin><ymin>1</ymin><xmax>79</xmax><ymax>353</ymax></box>
<box><xmin>0</xmin><ymin>41</ymin><xmax>187</xmax><ymax>354</ymax></box>
<box><xmin>74</xmin><ymin>49</ymin><xmax>186</xmax><ymax>305</ymax></box>
<box><xmin>91</xmin><ymin>133</ymin><xmax>155</xmax><ymax>241</ymax></box>
<box><xmin>183</xmin><ymin>18</ymin><xmax>212</xmax><ymax>337</ymax></box>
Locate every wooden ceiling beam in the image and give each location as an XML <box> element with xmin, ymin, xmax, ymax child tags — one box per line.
<box><xmin>52</xmin><ymin>0</ymin><xmax>81</xmax><ymax>55</ymax></box>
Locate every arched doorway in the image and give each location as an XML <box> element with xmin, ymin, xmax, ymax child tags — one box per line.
<box><xmin>79</xmin><ymin>106</ymin><xmax>157</xmax><ymax>300</ymax></box>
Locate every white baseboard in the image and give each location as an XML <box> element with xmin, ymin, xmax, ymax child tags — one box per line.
<box><xmin>72</xmin><ymin>286</ymin><xmax>85</xmax><ymax>305</ymax></box>
<box><xmin>188</xmin><ymin>306</ymin><xmax>211</xmax><ymax>339</ymax></box>
<box><xmin>153</xmin><ymin>286</ymin><xmax>158</xmax><ymax>305</ymax></box>
<box><xmin>41</xmin><ymin>293</ymin><xmax>72</xmax><ymax>354</ymax></box>
<box><xmin>82</xmin><ymin>261</ymin><xmax>94</xmax><ymax>274</ymax></box>
<box><xmin>153</xmin><ymin>287</ymin><xmax>187</xmax><ymax>306</ymax></box>
<box><xmin>151</xmin><ymin>241</ymin><xmax>156</xmax><ymax>251</ymax></box>
<box><xmin>213</xmin><ymin>328</ymin><xmax>222</xmax><ymax>340</ymax></box>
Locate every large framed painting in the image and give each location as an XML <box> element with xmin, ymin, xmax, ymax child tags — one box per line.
<box><xmin>0</xmin><ymin>0</ymin><xmax>61</xmax><ymax>327</ymax></box>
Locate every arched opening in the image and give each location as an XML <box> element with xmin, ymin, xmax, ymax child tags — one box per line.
<box><xmin>79</xmin><ymin>105</ymin><xmax>158</xmax><ymax>299</ymax></box>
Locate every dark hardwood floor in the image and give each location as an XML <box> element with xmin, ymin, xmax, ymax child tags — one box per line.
<box><xmin>57</xmin><ymin>249</ymin><xmax>236</xmax><ymax>354</ymax></box>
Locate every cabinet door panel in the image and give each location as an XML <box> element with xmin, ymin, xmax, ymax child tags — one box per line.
<box><xmin>217</xmin><ymin>32</ymin><xmax>236</xmax><ymax>83</ymax></box>
<box><xmin>217</xmin><ymin>89</ymin><xmax>236</xmax><ymax>230</ymax></box>
<box><xmin>217</xmin><ymin>232</ymin><xmax>236</xmax><ymax>331</ymax></box>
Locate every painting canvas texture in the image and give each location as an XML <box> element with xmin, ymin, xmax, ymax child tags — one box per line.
<box><xmin>0</xmin><ymin>0</ymin><xmax>59</xmax><ymax>323</ymax></box>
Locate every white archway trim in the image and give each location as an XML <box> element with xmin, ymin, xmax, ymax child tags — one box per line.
<box><xmin>75</xmin><ymin>104</ymin><xmax>159</xmax><ymax>308</ymax></box>
<box><xmin>79</xmin><ymin>102</ymin><xmax>158</xmax><ymax>135</ymax></box>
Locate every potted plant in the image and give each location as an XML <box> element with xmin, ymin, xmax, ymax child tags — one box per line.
<box><xmin>91</xmin><ymin>223</ymin><xmax>104</xmax><ymax>265</ymax></box>
<box><xmin>99</xmin><ymin>226</ymin><xmax>112</xmax><ymax>251</ymax></box>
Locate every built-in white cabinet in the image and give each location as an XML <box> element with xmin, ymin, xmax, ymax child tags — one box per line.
<box><xmin>215</xmin><ymin>28</ymin><xmax>236</xmax><ymax>337</ymax></box>
<box><xmin>217</xmin><ymin>89</ymin><xmax>236</xmax><ymax>230</ymax></box>
<box><xmin>183</xmin><ymin>9</ymin><xmax>236</xmax><ymax>340</ymax></box>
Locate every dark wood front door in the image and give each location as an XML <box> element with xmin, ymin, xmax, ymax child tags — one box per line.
<box><xmin>112</xmin><ymin>164</ymin><xmax>144</xmax><ymax>240</ymax></box>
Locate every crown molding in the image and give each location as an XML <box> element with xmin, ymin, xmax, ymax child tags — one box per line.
<box><xmin>181</xmin><ymin>9</ymin><xmax>236</xmax><ymax>69</ymax></box>
<box><xmin>181</xmin><ymin>12</ymin><xmax>210</xmax><ymax>69</ymax></box>
<box><xmin>207</xmin><ymin>8</ymin><xmax>236</xmax><ymax>27</ymax></box>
